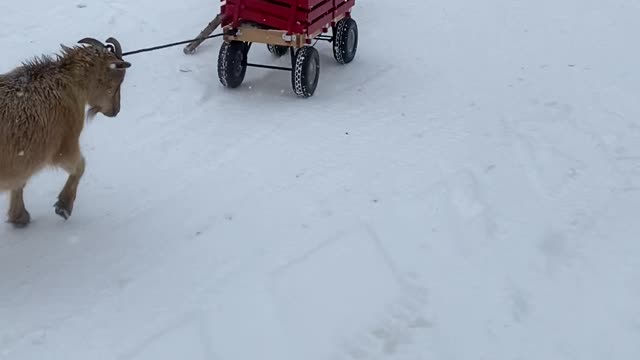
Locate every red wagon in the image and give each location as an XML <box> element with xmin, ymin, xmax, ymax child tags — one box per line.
<box><xmin>214</xmin><ymin>0</ymin><xmax>358</xmax><ymax>97</ymax></box>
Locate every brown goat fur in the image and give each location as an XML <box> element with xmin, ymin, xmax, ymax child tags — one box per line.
<box><xmin>0</xmin><ymin>37</ymin><xmax>131</xmax><ymax>227</ymax></box>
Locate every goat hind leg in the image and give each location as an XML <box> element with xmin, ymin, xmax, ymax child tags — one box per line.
<box><xmin>8</xmin><ymin>186</ymin><xmax>31</xmax><ymax>228</ymax></box>
<box><xmin>54</xmin><ymin>154</ymin><xmax>86</xmax><ymax>220</ymax></box>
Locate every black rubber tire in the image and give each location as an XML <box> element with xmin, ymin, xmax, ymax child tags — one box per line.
<box><xmin>218</xmin><ymin>41</ymin><xmax>248</xmax><ymax>88</ymax></box>
<box><xmin>291</xmin><ymin>46</ymin><xmax>320</xmax><ymax>98</ymax></box>
<box><xmin>267</xmin><ymin>44</ymin><xmax>288</xmax><ymax>57</ymax></box>
<box><xmin>333</xmin><ymin>17</ymin><xmax>358</xmax><ymax>64</ymax></box>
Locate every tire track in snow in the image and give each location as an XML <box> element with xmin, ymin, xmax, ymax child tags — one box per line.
<box><xmin>117</xmin><ymin>309</ymin><xmax>217</xmax><ymax>360</ymax></box>
<box><xmin>262</xmin><ymin>222</ymin><xmax>431</xmax><ymax>360</ymax></box>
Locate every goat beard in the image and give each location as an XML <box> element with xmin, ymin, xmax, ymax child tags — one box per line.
<box><xmin>86</xmin><ymin>106</ymin><xmax>100</xmax><ymax>120</ymax></box>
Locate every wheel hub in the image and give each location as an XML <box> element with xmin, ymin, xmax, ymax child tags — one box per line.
<box><xmin>347</xmin><ymin>28</ymin><xmax>356</xmax><ymax>53</ymax></box>
<box><xmin>306</xmin><ymin>57</ymin><xmax>318</xmax><ymax>82</ymax></box>
<box><xmin>233</xmin><ymin>52</ymin><xmax>244</xmax><ymax>77</ymax></box>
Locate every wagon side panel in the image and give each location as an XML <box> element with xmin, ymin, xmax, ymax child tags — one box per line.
<box><xmin>256</xmin><ymin>0</ymin><xmax>328</xmax><ymax>10</ymax></box>
<box><xmin>307</xmin><ymin>0</ymin><xmax>334</xmax><ymax>21</ymax></box>
<box><xmin>222</xmin><ymin>0</ymin><xmax>307</xmax><ymax>33</ymax></box>
<box><xmin>221</xmin><ymin>0</ymin><xmax>355</xmax><ymax>35</ymax></box>
<box><xmin>223</xmin><ymin>3</ymin><xmax>296</xmax><ymax>32</ymax></box>
<box><xmin>333</xmin><ymin>0</ymin><xmax>355</xmax><ymax>18</ymax></box>
<box><xmin>305</xmin><ymin>0</ymin><xmax>355</xmax><ymax>36</ymax></box>
<box><xmin>240</xmin><ymin>0</ymin><xmax>309</xmax><ymax>23</ymax></box>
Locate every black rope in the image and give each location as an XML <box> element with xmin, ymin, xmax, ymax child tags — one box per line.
<box><xmin>122</xmin><ymin>33</ymin><xmax>225</xmax><ymax>57</ymax></box>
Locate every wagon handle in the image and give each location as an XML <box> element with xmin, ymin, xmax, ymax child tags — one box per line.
<box><xmin>183</xmin><ymin>13</ymin><xmax>224</xmax><ymax>55</ymax></box>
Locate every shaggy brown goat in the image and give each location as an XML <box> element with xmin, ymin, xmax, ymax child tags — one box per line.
<box><xmin>0</xmin><ymin>37</ymin><xmax>131</xmax><ymax>227</ymax></box>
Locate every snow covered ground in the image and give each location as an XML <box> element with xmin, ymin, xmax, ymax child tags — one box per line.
<box><xmin>1</xmin><ymin>0</ymin><xmax>639</xmax><ymax>359</ymax></box>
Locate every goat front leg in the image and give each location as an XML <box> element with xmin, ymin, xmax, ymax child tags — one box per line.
<box><xmin>54</xmin><ymin>153</ymin><xmax>86</xmax><ymax>220</ymax></box>
<box><xmin>8</xmin><ymin>185</ymin><xmax>31</xmax><ymax>228</ymax></box>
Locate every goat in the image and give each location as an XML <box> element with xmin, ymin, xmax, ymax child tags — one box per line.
<box><xmin>0</xmin><ymin>37</ymin><xmax>132</xmax><ymax>227</ymax></box>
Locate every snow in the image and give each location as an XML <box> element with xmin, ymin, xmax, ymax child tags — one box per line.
<box><xmin>1</xmin><ymin>0</ymin><xmax>640</xmax><ymax>359</ymax></box>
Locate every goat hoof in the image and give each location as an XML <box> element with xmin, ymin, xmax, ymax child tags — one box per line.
<box><xmin>54</xmin><ymin>200</ymin><xmax>72</xmax><ymax>220</ymax></box>
<box><xmin>8</xmin><ymin>210</ymin><xmax>31</xmax><ymax>228</ymax></box>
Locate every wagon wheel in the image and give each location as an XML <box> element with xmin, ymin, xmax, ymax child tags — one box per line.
<box><xmin>291</xmin><ymin>46</ymin><xmax>320</xmax><ymax>98</ymax></box>
<box><xmin>218</xmin><ymin>41</ymin><xmax>249</xmax><ymax>88</ymax></box>
<box><xmin>333</xmin><ymin>18</ymin><xmax>358</xmax><ymax>64</ymax></box>
<box><xmin>267</xmin><ymin>44</ymin><xmax>288</xmax><ymax>57</ymax></box>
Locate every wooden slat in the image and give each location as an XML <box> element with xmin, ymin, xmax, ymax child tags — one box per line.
<box><xmin>224</xmin><ymin>4</ymin><xmax>295</xmax><ymax>31</ymax></box>
<box><xmin>245</xmin><ymin>0</ymin><xmax>295</xmax><ymax>21</ymax></box>
<box><xmin>308</xmin><ymin>0</ymin><xmax>333</xmax><ymax>22</ymax></box>
<box><xmin>306</xmin><ymin>11</ymin><xmax>333</xmax><ymax>36</ymax></box>
<box><xmin>227</xmin><ymin>0</ymin><xmax>309</xmax><ymax>23</ymax></box>
<box><xmin>333</xmin><ymin>0</ymin><xmax>355</xmax><ymax>15</ymax></box>
<box><xmin>255</xmin><ymin>0</ymin><xmax>328</xmax><ymax>10</ymax></box>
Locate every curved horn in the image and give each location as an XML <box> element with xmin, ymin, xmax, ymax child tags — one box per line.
<box><xmin>105</xmin><ymin>37</ymin><xmax>123</xmax><ymax>59</ymax></box>
<box><xmin>78</xmin><ymin>37</ymin><xmax>106</xmax><ymax>50</ymax></box>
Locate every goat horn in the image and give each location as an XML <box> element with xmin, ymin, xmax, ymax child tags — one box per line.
<box><xmin>105</xmin><ymin>37</ymin><xmax>123</xmax><ymax>59</ymax></box>
<box><xmin>111</xmin><ymin>60</ymin><xmax>132</xmax><ymax>69</ymax></box>
<box><xmin>78</xmin><ymin>37</ymin><xmax>106</xmax><ymax>50</ymax></box>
